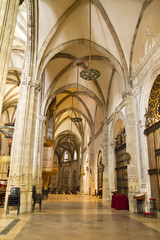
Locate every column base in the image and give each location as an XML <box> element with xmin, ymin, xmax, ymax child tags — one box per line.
<box><xmin>128</xmin><ymin>192</ymin><xmax>136</xmax><ymax>212</ymax></box>
<box><xmin>102</xmin><ymin>187</ymin><xmax>110</xmax><ymax>200</ymax></box>
<box><xmin>5</xmin><ymin>188</ymin><xmax>33</xmax><ymax>214</ymax></box>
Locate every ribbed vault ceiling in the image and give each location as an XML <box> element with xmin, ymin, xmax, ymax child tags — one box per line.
<box><xmin>2</xmin><ymin>0</ymin><xmax>160</xmax><ymax>151</ymax></box>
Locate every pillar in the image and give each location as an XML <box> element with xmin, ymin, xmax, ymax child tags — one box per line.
<box><xmin>0</xmin><ymin>0</ymin><xmax>20</xmax><ymax>114</ymax></box>
<box><xmin>89</xmin><ymin>139</ymin><xmax>95</xmax><ymax>195</ymax></box>
<box><xmin>80</xmin><ymin>150</ymin><xmax>84</xmax><ymax>193</ymax></box>
<box><xmin>33</xmin><ymin>77</ymin><xmax>46</xmax><ymax>193</ymax></box>
<box><xmin>6</xmin><ymin>79</ymin><xmax>40</xmax><ymax>212</ymax></box>
<box><xmin>122</xmin><ymin>89</ymin><xmax>139</xmax><ymax>211</ymax></box>
<box><xmin>102</xmin><ymin>119</ymin><xmax>109</xmax><ymax>200</ymax></box>
<box><xmin>5</xmin><ymin>0</ymin><xmax>38</xmax><ymax>213</ymax></box>
<box><xmin>33</xmin><ymin>99</ymin><xmax>46</xmax><ymax>193</ymax></box>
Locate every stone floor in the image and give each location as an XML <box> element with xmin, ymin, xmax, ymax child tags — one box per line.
<box><xmin>0</xmin><ymin>194</ymin><xmax>160</xmax><ymax>240</ymax></box>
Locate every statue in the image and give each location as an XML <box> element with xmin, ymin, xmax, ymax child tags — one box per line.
<box><xmin>145</xmin><ymin>26</ymin><xmax>155</xmax><ymax>54</ymax></box>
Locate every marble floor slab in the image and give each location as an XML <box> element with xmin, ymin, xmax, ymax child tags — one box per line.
<box><xmin>0</xmin><ymin>194</ymin><xmax>160</xmax><ymax>240</ymax></box>
<box><xmin>15</xmin><ymin>195</ymin><xmax>160</xmax><ymax>240</ymax></box>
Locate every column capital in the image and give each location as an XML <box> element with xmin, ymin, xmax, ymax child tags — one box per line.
<box><xmin>21</xmin><ymin>77</ymin><xmax>41</xmax><ymax>91</ymax></box>
<box><xmin>122</xmin><ymin>89</ymin><xmax>134</xmax><ymax>100</ymax></box>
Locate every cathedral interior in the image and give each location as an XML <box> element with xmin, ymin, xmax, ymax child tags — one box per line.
<box><xmin>0</xmin><ymin>0</ymin><xmax>160</xmax><ymax>239</ymax></box>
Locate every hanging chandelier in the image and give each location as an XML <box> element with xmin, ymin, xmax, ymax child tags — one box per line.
<box><xmin>71</xmin><ymin>65</ymin><xmax>82</xmax><ymax>123</ymax></box>
<box><xmin>80</xmin><ymin>0</ymin><xmax>100</xmax><ymax>81</ymax></box>
<box><xmin>68</xmin><ymin>97</ymin><xmax>75</xmax><ymax>141</ymax></box>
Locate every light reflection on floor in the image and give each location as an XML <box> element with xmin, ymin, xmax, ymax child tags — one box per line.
<box><xmin>0</xmin><ymin>194</ymin><xmax>160</xmax><ymax>240</ymax></box>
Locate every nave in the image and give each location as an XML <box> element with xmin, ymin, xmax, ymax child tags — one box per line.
<box><xmin>1</xmin><ymin>0</ymin><xmax>160</xmax><ymax>216</ymax></box>
<box><xmin>0</xmin><ymin>194</ymin><xmax>160</xmax><ymax>240</ymax></box>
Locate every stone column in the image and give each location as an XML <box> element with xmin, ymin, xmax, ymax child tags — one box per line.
<box><xmin>102</xmin><ymin>119</ymin><xmax>109</xmax><ymax>200</ymax></box>
<box><xmin>80</xmin><ymin>150</ymin><xmax>84</xmax><ymax>193</ymax></box>
<box><xmin>33</xmin><ymin>82</ymin><xmax>45</xmax><ymax>193</ymax></box>
<box><xmin>89</xmin><ymin>139</ymin><xmax>95</xmax><ymax>195</ymax></box>
<box><xmin>122</xmin><ymin>89</ymin><xmax>139</xmax><ymax>211</ymax></box>
<box><xmin>109</xmin><ymin>142</ymin><xmax>116</xmax><ymax>194</ymax></box>
<box><xmin>6</xmin><ymin>79</ymin><xmax>40</xmax><ymax>213</ymax></box>
<box><xmin>5</xmin><ymin>0</ymin><xmax>38</xmax><ymax>213</ymax></box>
<box><xmin>59</xmin><ymin>165</ymin><xmax>62</xmax><ymax>190</ymax></box>
<box><xmin>33</xmin><ymin>94</ymin><xmax>46</xmax><ymax>193</ymax></box>
<box><xmin>134</xmin><ymin>88</ymin><xmax>146</xmax><ymax>188</ymax></box>
<box><xmin>69</xmin><ymin>164</ymin><xmax>72</xmax><ymax>192</ymax></box>
<box><xmin>0</xmin><ymin>0</ymin><xmax>20</xmax><ymax>114</ymax></box>
<box><xmin>137</xmin><ymin>119</ymin><xmax>146</xmax><ymax>187</ymax></box>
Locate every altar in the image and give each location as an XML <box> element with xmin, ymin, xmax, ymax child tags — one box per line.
<box><xmin>111</xmin><ymin>195</ymin><xmax>129</xmax><ymax>210</ymax></box>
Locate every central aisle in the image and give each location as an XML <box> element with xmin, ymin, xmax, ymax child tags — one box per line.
<box><xmin>15</xmin><ymin>194</ymin><xmax>160</xmax><ymax>240</ymax></box>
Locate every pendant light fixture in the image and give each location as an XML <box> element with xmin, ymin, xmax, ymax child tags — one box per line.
<box><xmin>80</xmin><ymin>0</ymin><xmax>100</xmax><ymax>81</ymax></box>
<box><xmin>68</xmin><ymin>96</ymin><xmax>75</xmax><ymax>141</ymax></box>
<box><xmin>71</xmin><ymin>64</ymin><xmax>82</xmax><ymax>123</ymax></box>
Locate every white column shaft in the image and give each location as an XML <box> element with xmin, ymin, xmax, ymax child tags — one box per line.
<box><xmin>0</xmin><ymin>0</ymin><xmax>19</xmax><ymax>113</ymax></box>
